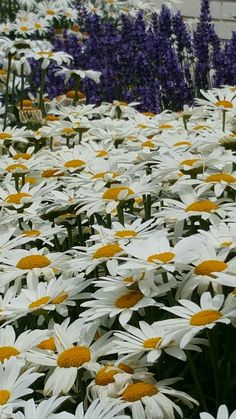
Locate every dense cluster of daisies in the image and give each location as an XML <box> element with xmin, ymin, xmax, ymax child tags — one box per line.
<box><xmin>0</xmin><ymin>0</ymin><xmax>236</xmax><ymax>419</ymax></box>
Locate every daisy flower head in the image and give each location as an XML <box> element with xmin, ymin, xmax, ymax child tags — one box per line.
<box><xmin>53</xmin><ymin>398</ymin><xmax>130</xmax><ymax>419</ymax></box>
<box><xmin>162</xmin><ymin>292</ymin><xmax>234</xmax><ymax>348</ymax></box>
<box><xmin>118</xmin><ymin>376</ymin><xmax>197</xmax><ymax>419</ymax></box>
<box><xmin>27</xmin><ymin>318</ymin><xmax>110</xmax><ymax>395</ymax></box>
<box><xmin>12</xmin><ymin>396</ymin><xmax>69</xmax><ymax>419</ymax></box>
<box><xmin>196</xmin><ymin>88</ymin><xmax>236</xmax><ymax>113</ymax></box>
<box><xmin>80</xmin><ymin>285</ymin><xmax>158</xmax><ymax>326</ymax></box>
<box><xmin>0</xmin><ymin>358</ymin><xmax>42</xmax><ymax>418</ymax></box>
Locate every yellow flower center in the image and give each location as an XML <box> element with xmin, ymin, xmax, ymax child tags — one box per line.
<box><xmin>103</xmin><ymin>187</ymin><xmax>134</xmax><ymax>201</ymax></box>
<box><xmin>185</xmin><ymin>200</ymin><xmax>218</xmax><ymax>213</ymax></box>
<box><xmin>57</xmin><ymin>346</ymin><xmax>91</xmax><ymax>368</ymax></box>
<box><xmin>194</xmin><ymin>260</ymin><xmax>227</xmax><ymax>276</ymax></box>
<box><xmin>45</xmin><ymin>115</ymin><xmax>60</xmax><ymax>122</ymax></box>
<box><xmin>147</xmin><ymin>252</ymin><xmax>175</xmax><ymax>263</ymax></box>
<box><xmin>115</xmin><ymin>230</ymin><xmax>137</xmax><ymax>238</ymax></box>
<box><xmin>62</xmin><ymin>128</ymin><xmax>75</xmax><ymax>136</ymax></box>
<box><xmin>42</xmin><ymin>168</ymin><xmax>64</xmax><ymax>178</ymax></box>
<box><xmin>97</xmin><ymin>150</ymin><xmax>108</xmax><ymax>157</ymax></box>
<box><xmin>143</xmin><ymin>337</ymin><xmax>162</xmax><ymax>349</ymax></box>
<box><xmin>22</xmin><ymin>99</ymin><xmax>33</xmax><ymax>107</ymax></box>
<box><xmin>29</xmin><ymin>296</ymin><xmax>51</xmax><ymax>309</ymax></box>
<box><xmin>0</xmin><ymin>390</ymin><xmax>10</xmax><ymax>405</ymax></box>
<box><xmin>0</xmin><ymin>69</ymin><xmax>6</xmax><ymax>76</ymax></box>
<box><xmin>95</xmin><ymin>366</ymin><xmax>119</xmax><ymax>386</ymax></box>
<box><xmin>215</xmin><ymin>100</ymin><xmax>233</xmax><ymax>109</ymax></box>
<box><xmin>193</xmin><ymin>125</ymin><xmax>210</xmax><ymax>131</ymax></box>
<box><xmin>122</xmin><ymin>382</ymin><xmax>158</xmax><ymax>401</ymax></box>
<box><xmin>47</xmin><ymin>9</ymin><xmax>55</xmax><ymax>15</ymax></box>
<box><xmin>123</xmin><ymin>276</ymin><xmax>134</xmax><ymax>283</ymax></box>
<box><xmin>143</xmin><ymin>112</ymin><xmax>155</xmax><ymax>117</ymax></box>
<box><xmin>20</xmin><ymin>26</ymin><xmax>29</xmax><ymax>31</ymax></box>
<box><xmin>181</xmin><ymin>159</ymin><xmax>200</xmax><ymax>167</ymax></box>
<box><xmin>21</xmin><ymin>230</ymin><xmax>41</xmax><ymax>237</ymax></box>
<box><xmin>64</xmin><ymin>159</ymin><xmax>85</xmax><ymax>168</ymax></box>
<box><xmin>92</xmin><ymin>172</ymin><xmax>118</xmax><ymax>180</ymax></box>
<box><xmin>16</xmin><ymin>255</ymin><xmax>51</xmax><ymax>270</ymax></box>
<box><xmin>174</xmin><ymin>141</ymin><xmax>192</xmax><ymax>147</ymax></box>
<box><xmin>220</xmin><ymin>241</ymin><xmax>232</xmax><ymax>247</ymax></box>
<box><xmin>66</xmin><ymin>90</ymin><xmax>85</xmax><ymax>99</ymax></box>
<box><xmin>141</xmin><ymin>140</ymin><xmax>155</xmax><ymax>148</ymax></box>
<box><xmin>138</xmin><ymin>124</ymin><xmax>148</xmax><ymax>129</ymax></box>
<box><xmin>115</xmin><ymin>290</ymin><xmax>143</xmax><ymax>308</ymax></box>
<box><xmin>0</xmin><ymin>133</ymin><xmax>12</xmax><ymax>140</ymax></box>
<box><xmin>13</xmin><ymin>153</ymin><xmax>32</xmax><ymax>160</ymax></box>
<box><xmin>35</xmin><ymin>23</ymin><xmax>42</xmax><ymax>29</ymax></box>
<box><xmin>118</xmin><ymin>363</ymin><xmax>134</xmax><ymax>374</ymax></box>
<box><xmin>5</xmin><ymin>163</ymin><xmax>28</xmax><ymax>173</ymax></box>
<box><xmin>37</xmin><ymin>337</ymin><xmax>56</xmax><ymax>351</ymax></box>
<box><xmin>190</xmin><ymin>310</ymin><xmax>222</xmax><ymax>326</ymax></box>
<box><xmin>51</xmin><ymin>292</ymin><xmax>68</xmax><ymax>304</ymax></box>
<box><xmin>159</xmin><ymin>124</ymin><xmax>173</xmax><ymax>129</ymax></box>
<box><xmin>5</xmin><ymin>192</ymin><xmax>32</xmax><ymax>205</ymax></box>
<box><xmin>206</xmin><ymin>173</ymin><xmax>236</xmax><ymax>183</ymax></box>
<box><xmin>0</xmin><ymin>346</ymin><xmax>20</xmax><ymax>362</ymax></box>
<box><xmin>93</xmin><ymin>243</ymin><xmax>122</xmax><ymax>259</ymax></box>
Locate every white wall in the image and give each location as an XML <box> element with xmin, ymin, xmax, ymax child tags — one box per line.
<box><xmin>179</xmin><ymin>0</ymin><xmax>236</xmax><ymax>40</ymax></box>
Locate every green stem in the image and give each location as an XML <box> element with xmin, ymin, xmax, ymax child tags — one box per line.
<box><xmin>3</xmin><ymin>54</ymin><xmax>12</xmax><ymax>129</ymax></box>
<box><xmin>117</xmin><ymin>203</ymin><xmax>124</xmax><ymax>225</ymax></box>
<box><xmin>73</xmin><ymin>75</ymin><xmax>81</xmax><ymax>106</ymax></box>
<box><xmin>187</xmin><ymin>352</ymin><xmax>208</xmax><ymax>411</ymax></box>
<box><xmin>207</xmin><ymin>329</ymin><xmax>220</xmax><ymax>407</ymax></box>
<box><xmin>39</xmin><ymin>67</ymin><xmax>47</xmax><ymax>117</ymax></box>
<box><xmin>222</xmin><ymin>110</ymin><xmax>226</xmax><ymax>132</ymax></box>
<box><xmin>20</xmin><ymin>64</ymin><xmax>24</xmax><ymax>109</ymax></box>
<box><xmin>76</xmin><ymin>214</ymin><xmax>84</xmax><ymax>245</ymax></box>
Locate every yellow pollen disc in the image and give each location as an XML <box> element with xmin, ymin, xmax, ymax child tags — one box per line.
<box><xmin>215</xmin><ymin>100</ymin><xmax>233</xmax><ymax>109</ymax></box>
<box><xmin>24</xmin><ymin>177</ymin><xmax>36</xmax><ymax>185</ymax></box>
<box><xmin>13</xmin><ymin>153</ymin><xmax>32</xmax><ymax>160</ymax></box>
<box><xmin>181</xmin><ymin>158</ymin><xmax>200</xmax><ymax>167</ymax></box>
<box><xmin>62</xmin><ymin>127</ymin><xmax>75</xmax><ymax>135</ymax></box>
<box><xmin>159</xmin><ymin>124</ymin><xmax>173</xmax><ymax>129</ymax></box>
<box><xmin>147</xmin><ymin>252</ymin><xmax>175</xmax><ymax>263</ymax></box>
<box><xmin>115</xmin><ymin>230</ymin><xmax>137</xmax><ymax>238</ymax></box>
<box><xmin>143</xmin><ymin>112</ymin><xmax>155</xmax><ymax>117</ymax></box>
<box><xmin>232</xmin><ymin>288</ymin><xmax>236</xmax><ymax>295</ymax></box>
<box><xmin>206</xmin><ymin>173</ymin><xmax>236</xmax><ymax>183</ymax></box>
<box><xmin>51</xmin><ymin>292</ymin><xmax>68</xmax><ymax>304</ymax></box>
<box><xmin>174</xmin><ymin>141</ymin><xmax>192</xmax><ymax>147</ymax></box>
<box><xmin>0</xmin><ymin>346</ymin><xmax>20</xmax><ymax>362</ymax></box>
<box><xmin>185</xmin><ymin>200</ymin><xmax>218</xmax><ymax>213</ymax></box>
<box><xmin>138</xmin><ymin>124</ymin><xmax>148</xmax><ymax>129</ymax></box>
<box><xmin>220</xmin><ymin>241</ymin><xmax>232</xmax><ymax>247</ymax></box>
<box><xmin>22</xmin><ymin>99</ymin><xmax>33</xmax><ymax>107</ymax></box>
<box><xmin>42</xmin><ymin>168</ymin><xmax>64</xmax><ymax>178</ymax></box>
<box><xmin>194</xmin><ymin>260</ymin><xmax>227</xmax><ymax>276</ymax></box>
<box><xmin>143</xmin><ymin>337</ymin><xmax>162</xmax><ymax>349</ymax></box>
<box><xmin>118</xmin><ymin>363</ymin><xmax>134</xmax><ymax>374</ymax></box>
<box><xmin>0</xmin><ymin>70</ymin><xmax>6</xmax><ymax>75</ymax></box>
<box><xmin>20</xmin><ymin>26</ymin><xmax>28</xmax><ymax>31</ymax></box>
<box><xmin>93</xmin><ymin>243</ymin><xmax>122</xmax><ymax>259</ymax></box>
<box><xmin>193</xmin><ymin>125</ymin><xmax>209</xmax><ymax>131</ymax></box>
<box><xmin>123</xmin><ymin>276</ymin><xmax>134</xmax><ymax>283</ymax></box>
<box><xmin>5</xmin><ymin>163</ymin><xmax>28</xmax><ymax>173</ymax></box>
<box><xmin>190</xmin><ymin>310</ymin><xmax>222</xmax><ymax>326</ymax></box>
<box><xmin>0</xmin><ymin>390</ymin><xmax>10</xmax><ymax>405</ymax></box>
<box><xmin>45</xmin><ymin>115</ymin><xmax>60</xmax><ymax>121</ymax></box>
<box><xmin>16</xmin><ymin>255</ymin><xmax>51</xmax><ymax>270</ymax></box>
<box><xmin>0</xmin><ymin>133</ymin><xmax>12</xmax><ymax>140</ymax></box>
<box><xmin>5</xmin><ymin>192</ymin><xmax>32</xmax><ymax>204</ymax></box>
<box><xmin>92</xmin><ymin>172</ymin><xmax>118</xmax><ymax>180</ymax></box>
<box><xmin>57</xmin><ymin>346</ymin><xmax>91</xmax><ymax>368</ymax></box>
<box><xmin>66</xmin><ymin>90</ymin><xmax>85</xmax><ymax>99</ymax></box>
<box><xmin>37</xmin><ymin>337</ymin><xmax>56</xmax><ymax>351</ymax></box>
<box><xmin>115</xmin><ymin>290</ymin><xmax>143</xmax><ymax>309</ymax></box>
<box><xmin>47</xmin><ymin>9</ymin><xmax>55</xmax><ymax>15</ymax></box>
<box><xmin>97</xmin><ymin>150</ymin><xmax>108</xmax><ymax>157</ymax></box>
<box><xmin>35</xmin><ymin>23</ymin><xmax>42</xmax><ymax>29</ymax></box>
<box><xmin>103</xmin><ymin>187</ymin><xmax>134</xmax><ymax>201</ymax></box>
<box><xmin>37</xmin><ymin>51</ymin><xmax>53</xmax><ymax>58</ymax></box>
<box><xmin>122</xmin><ymin>382</ymin><xmax>158</xmax><ymax>401</ymax></box>
<box><xmin>64</xmin><ymin>159</ymin><xmax>85</xmax><ymax>168</ymax></box>
<box><xmin>29</xmin><ymin>296</ymin><xmax>51</xmax><ymax>309</ymax></box>
<box><xmin>141</xmin><ymin>140</ymin><xmax>155</xmax><ymax>148</ymax></box>
<box><xmin>21</xmin><ymin>229</ymin><xmax>41</xmax><ymax>237</ymax></box>
<box><xmin>95</xmin><ymin>366</ymin><xmax>118</xmax><ymax>386</ymax></box>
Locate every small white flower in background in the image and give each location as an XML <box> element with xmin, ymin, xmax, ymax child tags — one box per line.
<box><xmin>56</xmin><ymin>67</ymin><xmax>102</xmax><ymax>84</ymax></box>
<box><xmin>200</xmin><ymin>404</ymin><xmax>236</xmax><ymax>419</ymax></box>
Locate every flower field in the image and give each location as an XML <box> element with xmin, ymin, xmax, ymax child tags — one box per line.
<box><xmin>0</xmin><ymin>0</ymin><xmax>236</xmax><ymax>418</ymax></box>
